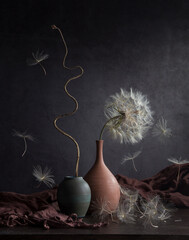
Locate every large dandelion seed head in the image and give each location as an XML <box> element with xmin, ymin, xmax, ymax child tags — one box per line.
<box><xmin>104</xmin><ymin>88</ymin><xmax>154</xmax><ymax>144</ymax></box>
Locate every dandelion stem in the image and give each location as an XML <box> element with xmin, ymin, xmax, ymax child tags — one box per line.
<box><xmin>99</xmin><ymin>116</ymin><xmax>120</xmax><ymax>140</ymax></box>
<box><xmin>176</xmin><ymin>164</ymin><xmax>181</xmax><ymax>189</ymax></box>
<box><xmin>51</xmin><ymin>25</ymin><xmax>84</xmax><ymax>177</ymax></box>
<box><xmin>132</xmin><ymin>159</ymin><xmax>137</xmax><ymax>172</ymax></box>
<box><xmin>38</xmin><ymin>62</ymin><xmax>47</xmax><ymax>75</ymax></box>
<box><xmin>22</xmin><ymin>137</ymin><xmax>27</xmax><ymax>157</ymax></box>
<box><xmin>32</xmin><ymin>53</ymin><xmax>47</xmax><ymax>76</ymax></box>
<box><xmin>35</xmin><ymin>182</ymin><xmax>42</xmax><ymax>188</ymax></box>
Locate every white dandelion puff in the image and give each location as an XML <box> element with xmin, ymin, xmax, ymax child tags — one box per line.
<box><xmin>27</xmin><ymin>50</ymin><xmax>49</xmax><ymax>75</ymax></box>
<box><xmin>32</xmin><ymin>165</ymin><xmax>55</xmax><ymax>188</ymax></box>
<box><xmin>100</xmin><ymin>88</ymin><xmax>153</xmax><ymax>144</ymax></box>
<box><xmin>121</xmin><ymin>150</ymin><xmax>142</xmax><ymax>171</ymax></box>
<box><xmin>167</xmin><ymin>157</ymin><xmax>189</xmax><ymax>188</ymax></box>
<box><xmin>13</xmin><ymin>129</ymin><xmax>35</xmax><ymax>157</ymax></box>
<box><xmin>152</xmin><ymin>117</ymin><xmax>172</xmax><ymax>143</ymax></box>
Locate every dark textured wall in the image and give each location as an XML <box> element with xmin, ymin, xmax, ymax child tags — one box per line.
<box><xmin>0</xmin><ymin>0</ymin><xmax>189</xmax><ymax>193</ymax></box>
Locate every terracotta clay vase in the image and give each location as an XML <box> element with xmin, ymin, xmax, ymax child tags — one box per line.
<box><xmin>84</xmin><ymin>140</ymin><xmax>120</xmax><ymax>212</ymax></box>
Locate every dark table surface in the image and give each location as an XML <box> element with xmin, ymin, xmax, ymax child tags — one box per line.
<box><xmin>0</xmin><ymin>209</ymin><xmax>189</xmax><ymax>240</ymax></box>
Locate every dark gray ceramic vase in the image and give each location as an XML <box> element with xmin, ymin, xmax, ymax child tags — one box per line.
<box><xmin>57</xmin><ymin>176</ymin><xmax>91</xmax><ymax>218</ymax></box>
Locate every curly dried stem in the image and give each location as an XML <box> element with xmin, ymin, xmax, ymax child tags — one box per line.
<box><xmin>52</xmin><ymin>25</ymin><xmax>84</xmax><ymax>177</ymax></box>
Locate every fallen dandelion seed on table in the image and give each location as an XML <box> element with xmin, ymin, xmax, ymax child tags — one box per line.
<box><xmin>175</xmin><ymin>219</ymin><xmax>182</xmax><ymax>222</ymax></box>
<box><xmin>90</xmin><ymin>198</ymin><xmax>116</xmax><ymax>221</ymax></box>
<box><xmin>140</xmin><ymin>195</ymin><xmax>173</xmax><ymax>228</ymax></box>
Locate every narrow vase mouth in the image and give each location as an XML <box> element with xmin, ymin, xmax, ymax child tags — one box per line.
<box><xmin>64</xmin><ymin>176</ymin><xmax>83</xmax><ymax>180</ymax></box>
<box><xmin>96</xmin><ymin>140</ymin><xmax>104</xmax><ymax>142</ymax></box>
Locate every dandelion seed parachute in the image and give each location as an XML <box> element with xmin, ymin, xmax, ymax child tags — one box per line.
<box><xmin>32</xmin><ymin>165</ymin><xmax>55</xmax><ymax>188</ymax></box>
<box><xmin>167</xmin><ymin>157</ymin><xmax>189</xmax><ymax>165</ymax></box>
<box><xmin>27</xmin><ymin>50</ymin><xmax>49</xmax><ymax>75</ymax></box>
<box><xmin>167</xmin><ymin>157</ymin><xmax>189</xmax><ymax>188</ymax></box>
<box><xmin>152</xmin><ymin>117</ymin><xmax>172</xmax><ymax>143</ymax></box>
<box><xmin>121</xmin><ymin>150</ymin><xmax>142</xmax><ymax>171</ymax></box>
<box><xmin>13</xmin><ymin>130</ymin><xmax>34</xmax><ymax>157</ymax></box>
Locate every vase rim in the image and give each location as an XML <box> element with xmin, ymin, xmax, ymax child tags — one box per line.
<box><xmin>64</xmin><ymin>176</ymin><xmax>83</xmax><ymax>180</ymax></box>
<box><xmin>96</xmin><ymin>139</ymin><xmax>104</xmax><ymax>142</ymax></box>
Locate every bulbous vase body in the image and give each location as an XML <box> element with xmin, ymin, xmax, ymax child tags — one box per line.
<box><xmin>57</xmin><ymin>176</ymin><xmax>91</xmax><ymax>218</ymax></box>
<box><xmin>84</xmin><ymin>140</ymin><xmax>120</xmax><ymax>211</ymax></box>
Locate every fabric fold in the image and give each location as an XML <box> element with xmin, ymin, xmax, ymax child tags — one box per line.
<box><xmin>0</xmin><ymin>188</ymin><xmax>105</xmax><ymax>229</ymax></box>
<box><xmin>116</xmin><ymin>163</ymin><xmax>189</xmax><ymax>207</ymax></box>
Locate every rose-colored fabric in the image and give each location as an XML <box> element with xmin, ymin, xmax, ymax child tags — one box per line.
<box><xmin>116</xmin><ymin>163</ymin><xmax>189</xmax><ymax>207</ymax></box>
<box><xmin>0</xmin><ymin>188</ymin><xmax>105</xmax><ymax>229</ymax></box>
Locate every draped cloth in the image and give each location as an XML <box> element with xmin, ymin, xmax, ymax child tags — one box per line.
<box><xmin>116</xmin><ymin>163</ymin><xmax>189</xmax><ymax>207</ymax></box>
<box><xmin>0</xmin><ymin>188</ymin><xmax>104</xmax><ymax>229</ymax></box>
<box><xmin>0</xmin><ymin>164</ymin><xmax>188</xmax><ymax>229</ymax></box>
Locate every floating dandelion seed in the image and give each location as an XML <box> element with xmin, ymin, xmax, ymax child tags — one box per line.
<box><xmin>167</xmin><ymin>157</ymin><xmax>189</xmax><ymax>188</ymax></box>
<box><xmin>13</xmin><ymin>130</ymin><xmax>34</xmax><ymax>157</ymax></box>
<box><xmin>32</xmin><ymin>165</ymin><xmax>55</xmax><ymax>188</ymax></box>
<box><xmin>121</xmin><ymin>150</ymin><xmax>142</xmax><ymax>171</ymax></box>
<box><xmin>152</xmin><ymin>117</ymin><xmax>172</xmax><ymax>143</ymax></box>
<box><xmin>100</xmin><ymin>88</ymin><xmax>153</xmax><ymax>144</ymax></box>
<box><xmin>27</xmin><ymin>50</ymin><xmax>49</xmax><ymax>75</ymax></box>
<box><xmin>167</xmin><ymin>157</ymin><xmax>189</xmax><ymax>165</ymax></box>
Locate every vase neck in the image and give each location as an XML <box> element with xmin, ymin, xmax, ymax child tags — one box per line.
<box><xmin>96</xmin><ymin>140</ymin><xmax>104</xmax><ymax>164</ymax></box>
